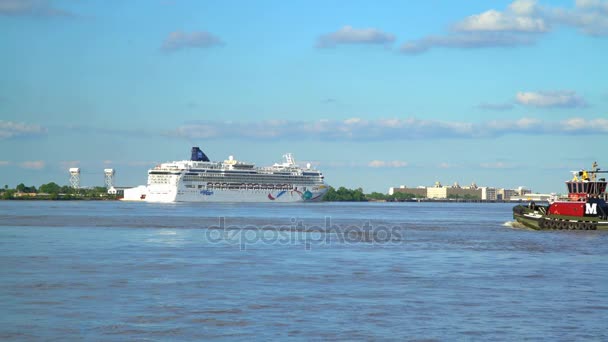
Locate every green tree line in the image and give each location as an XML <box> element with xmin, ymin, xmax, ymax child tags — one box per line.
<box><xmin>322</xmin><ymin>186</ymin><xmax>419</xmax><ymax>202</ymax></box>
<box><xmin>1</xmin><ymin>182</ymin><xmax>116</xmax><ymax>200</ymax></box>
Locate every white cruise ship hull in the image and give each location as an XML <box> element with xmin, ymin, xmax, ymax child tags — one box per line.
<box><xmin>124</xmin><ymin>185</ymin><xmax>328</xmax><ymax>203</ymax></box>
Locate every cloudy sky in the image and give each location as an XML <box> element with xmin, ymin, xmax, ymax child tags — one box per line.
<box><xmin>1</xmin><ymin>0</ymin><xmax>607</xmax><ymax>193</ymax></box>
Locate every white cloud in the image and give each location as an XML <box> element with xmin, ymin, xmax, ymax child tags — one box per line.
<box><xmin>477</xmin><ymin>102</ymin><xmax>515</xmax><ymax>111</ymax></box>
<box><xmin>454</xmin><ymin>3</ymin><xmax>547</xmax><ymax>33</ymax></box>
<box><xmin>171</xmin><ymin>123</ymin><xmax>222</xmax><ymax>139</ymax></box>
<box><xmin>344</xmin><ymin>117</ymin><xmax>362</xmax><ymax>125</ymax></box>
<box><xmin>561</xmin><ymin>117</ymin><xmax>608</xmax><ymax>131</ymax></box>
<box><xmin>438</xmin><ymin>162</ymin><xmax>462</xmax><ymax>169</ymax></box>
<box><xmin>377</xmin><ymin>119</ymin><xmax>403</xmax><ymax>128</ymax></box>
<box><xmin>561</xmin><ymin>117</ymin><xmax>587</xmax><ymax>130</ymax></box>
<box><xmin>19</xmin><ymin>161</ymin><xmax>45</xmax><ymax>170</ymax></box>
<box><xmin>161</xmin><ymin>31</ymin><xmax>223</xmax><ymax>52</ymax></box>
<box><xmin>401</xmin><ymin>0</ymin><xmax>608</xmax><ymax>55</ymax></box>
<box><xmin>515</xmin><ymin>117</ymin><xmax>543</xmax><ymax>128</ymax></box>
<box><xmin>0</xmin><ymin>121</ymin><xmax>46</xmax><ymax>139</ymax></box>
<box><xmin>510</xmin><ymin>0</ymin><xmax>539</xmax><ymax>16</ymax></box>
<box><xmin>402</xmin><ymin>0</ymin><xmax>546</xmax><ymax>54</ymax></box>
<box><xmin>575</xmin><ymin>0</ymin><xmax>608</xmax><ymax>11</ymax></box>
<box><xmin>485</xmin><ymin>118</ymin><xmax>543</xmax><ymax>131</ymax></box>
<box><xmin>400</xmin><ymin>32</ymin><xmax>537</xmax><ymax>54</ymax></box>
<box><xmin>480</xmin><ymin>162</ymin><xmax>515</xmax><ymax>169</ymax></box>
<box><xmin>368</xmin><ymin>160</ymin><xmax>408</xmax><ymax>168</ymax></box>
<box><xmin>0</xmin><ymin>161</ymin><xmax>11</xmax><ymax>167</ymax></box>
<box><xmin>515</xmin><ymin>90</ymin><xmax>587</xmax><ymax>108</ymax></box>
<box><xmin>549</xmin><ymin>3</ymin><xmax>608</xmax><ymax>36</ymax></box>
<box><xmin>316</xmin><ymin>26</ymin><xmax>395</xmax><ymax>48</ymax></box>
<box><xmin>168</xmin><ymin>116</ymin><xmax>608</xmax><ymax>141</ymax></box>
<box><xmin>0</xmin><ymin>0</ymin><xmax>73</xmax><ymax>17</ymax></box>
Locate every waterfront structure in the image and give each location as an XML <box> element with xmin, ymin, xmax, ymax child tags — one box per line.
<box><xmin>510</xmin><ymin>193</ymin><xmax>553</xmax><ymax>202</ymax></box>
<box><xmin>388</xmin><ymin>185</ymin><xmax>426</xmax><ymax>197</ymax></box>
<box><xmin>427</xmin><ymin>182</ymin><xmax>482</xmax><ymax>199</ymax></box>
<box><xmin>389</xmin><ymin>182</ymin><xmax>531</xmax><ymax>201</ymax></box>
<box><xmin>123</xmin><ymin>147</ymin><xmax>329</xmax><ymax>203</ymax></box>
<box><xmin>69</xmin><ymin>168</ymin><xmax>80</xmax><ymax>189</ymax></box>
<box><xmin>107</xmin><ymin>186</ymin><xmax>130</xmax><ymax>196</ymax></box>
<box><xmin>104</xmin><ymin>169</ymin><xmax>115</xmax><ymax>189</ymax></box>
<box><xmin>497</xmin><ymin>188</ymin><xmax>518</xmax><ymax>201</ymax></box>
<box><xmin>480</xmin><ymin>187</ymin><xmax>497</xmax><ymax>201</ymax></box>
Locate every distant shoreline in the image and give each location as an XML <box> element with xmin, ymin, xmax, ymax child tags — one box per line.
<box><xmin>368</xmin><ymin>199</ymin><xmax>537</xmax><ymax>203</ymax></box>
<box><xmin>0</xmin><ymin>196</ymin><xmax>117</xmax><ymax>201</ymax></box>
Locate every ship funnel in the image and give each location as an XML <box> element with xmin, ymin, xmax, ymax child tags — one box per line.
<box><xmin>191</xmin><ymin>147</ymin><xmax>210</xmax><ymax>162</ymax></box>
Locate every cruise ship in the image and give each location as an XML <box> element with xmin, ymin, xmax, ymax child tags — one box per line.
<box><xmin>122</xmin><ymin>147</ymin><xmax>329</xmax><ymax>203</ymax></box>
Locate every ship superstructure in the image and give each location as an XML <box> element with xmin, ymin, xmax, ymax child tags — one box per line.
<box><xmin>123</xmin><ymin>147</ymin><xmax>328</xmax><ymax>203</ymax></box>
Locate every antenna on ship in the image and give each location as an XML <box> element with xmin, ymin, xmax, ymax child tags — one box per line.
<box><xmin>592</xmin><ymin>161</ymin><xmax>599</xmax><ymax>181</ymax></box>
<box><xmin>571</xmin><ymin>162</ymin><xmax>608</xmax><ymax>181</ymax></box>
<box><xmin>284</xmin><ymin>153</ymin><xmax>295</xmax><ymax>166</ymax></box>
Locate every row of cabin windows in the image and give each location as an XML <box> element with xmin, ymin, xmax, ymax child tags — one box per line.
<box><xmin>182</xmin><ymin>175</ymin><xmax>323</xmax><ymax>184</ymax></box>
<box><xmin>183</xmin><ymin>180</ymin><xmax>320</xmax><ymax>186</ymax></box>
<box><xmin>567</xmin><ymin>182</ymin><xmax>607</xmax><ymax>195</ymax></box>
<box><xmin>149</xmin><ymin>175</ymin><xmax>172</xmax><ymax>184</ymax></box>
<box><xmin>184</xmin><ymin>184</ymin><xmax>305</xmax><ymax>191</ymax></box>
<box><xmin>181</xmin><ymin>173</ymin><xmax>322</xmax><ymax>180</ymax></box>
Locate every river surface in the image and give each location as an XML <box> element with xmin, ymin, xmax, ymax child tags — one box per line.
<box><xmin>1</xmin><ymin>201</ymin><xmax>607</xmax><ymax>341</ymax></box>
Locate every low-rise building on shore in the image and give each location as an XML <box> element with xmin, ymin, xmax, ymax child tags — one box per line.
<box><xmin>389</xmin><ymin>182</ymin><xmax>533</xmax><ymax>201</ymax></box>
<box><xmin>388</xmin><ymin>185</ymin><xmax>427</xmax><ymax>197</ymax></box>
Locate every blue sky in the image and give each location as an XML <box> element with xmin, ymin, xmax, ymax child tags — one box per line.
<box><xmin>1</xmin><ymin>0</ymin><xmax>607</xmax><ymax>193</ymax></box>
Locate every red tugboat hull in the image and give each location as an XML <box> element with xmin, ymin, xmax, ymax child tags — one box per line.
<box><xmin>513</xmin><ymin>204</ymin><xmax>608</xmax><ymax>230</ymax></box>
<box><xmin>548</xmin><ymin>202</ymin><xmax>585</xmax><ymax>217</ymax></box>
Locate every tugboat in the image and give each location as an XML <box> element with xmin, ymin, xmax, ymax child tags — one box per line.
<box><xmin>513</xmin><ymin>162</ymin><xmax>608</xmax><ymax>230</ymax></box>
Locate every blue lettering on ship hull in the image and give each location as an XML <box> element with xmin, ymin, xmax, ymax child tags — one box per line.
<box><xmin>200</xmin><ymin>190</ymin><xmax>214</xmax><ymax>196</ymax></box>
